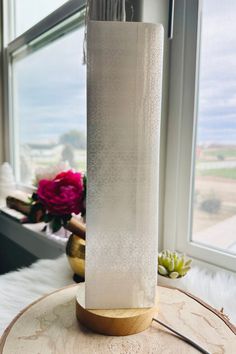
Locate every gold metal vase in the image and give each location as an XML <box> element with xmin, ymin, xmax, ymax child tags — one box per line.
<box><xmin>66</xmin><ymin>233</ymin><xmax>85</xmax><ymax>279</ymax></box>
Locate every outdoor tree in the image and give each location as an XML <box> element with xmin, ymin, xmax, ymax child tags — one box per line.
<box><xmin>59</xmin><ymin>130</ymin><xmax>86</xmax><ymax>150</ymax></box>
<box><xmin>61</xmin><ymin>144</ymin><xmax>76</xmax><ymax>168</ymax></box>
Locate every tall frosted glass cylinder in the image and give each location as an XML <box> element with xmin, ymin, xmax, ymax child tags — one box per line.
<box><xmin>86</xmin><ymin>21</ymin><xmax>164</xmax><ymax>309</ymax></box>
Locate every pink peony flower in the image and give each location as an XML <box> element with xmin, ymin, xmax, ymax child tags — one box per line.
<box><xmin>37</xmin><ymin>170</ymin><xmax>84</xmax><ymax>216</ymax></box>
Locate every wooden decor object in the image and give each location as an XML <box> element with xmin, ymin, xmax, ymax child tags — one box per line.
<box><xmin>0</xmin><ymin>285</ymin><xmax>236</xmax><ymax>354</ymax></box>
<box><xmin>76</xmin><ymin>283</ymin><xmax>157</xmax><ymax>336</ymax></box>
<box><xmin>0</xmin><ymin>285</ymin><xmax>235</xmax><ymax>354</ymax></box>
<box><xmin>66</xmin><ymin>218</ymin><xmax>86</xmax><ymax>239</ymax></box>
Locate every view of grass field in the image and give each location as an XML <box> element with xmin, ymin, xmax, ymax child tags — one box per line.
<box><xmin>196</xmin><ymin>146</ymin><xmax>236</xmax><ymax>179</ymax></box>
<box><xmin>198</xmin><ymin>168</ymin><xmax>236</xmax><ymax>180</ymax></box>
<box><xmin>193</xmin><ymin>146</ymin><xmax>236</xmax><ymax>254</ymax></box>
<box><xmin>208</xmin><ymin>149</ymin><xmax>236</xmax><ymax>158</ymax></box>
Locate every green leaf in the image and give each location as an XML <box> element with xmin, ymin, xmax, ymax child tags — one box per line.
<box><xmin>51</xmin><ymin>217</ymin><xmax>62</xmax><ymax>233</ymax></box>
<box><xmin>169</xmin><ymin>271</ymin><xmax>179</xmax><ymax>279</ymax></box>
<box><xmin>31</xmin><ymin>193</ymin><xmax>39</xmax><ymax>202</ymax></box>
<box><xmin>158</xmin><ymin>265</ymin><xmax>168</xmax><ymax>276</ymax></box>
<box><xmin>158</xmin><ymin>255</ymin><xmax>164</xmax><ymax>266</ymax></box>
<box><xmin>62</xmin><ymin>214</ymin><xmax>72</xmax><ymax>226</ymax></box>
<box><xmin>184</xmin><ymin>259</ymin><xmax>192</xmax><ymax>267</ymax></box>
<box><xmin>28</xmin><ymin>196</ymin><xmax>34</xmax><ymax>204</ymax></box>
<box><xmin>168</xmin><ymin>259</ymin><xmax>175</xmax><ymax>272</ymax></box>
<box><xmin>179</xmin><ymin>267</ymin><xmax>191</xmax><ymax>277</ymax></box>
<box><xmin>44</xmin><ymin>213</ymin><xmax>54</xmax><ymax>223</ymax></box>
<box><xmin>163</xmin><ymin>256</ymin><xmax>171</xmax><ymax>269</ymax></box>
<box><xmin>174</xmin><ymin>257</ymin><xmax>179</xmax><ymax>270</ymax></box>
<box><xmin>176</xmin><ymin>256</ymin><xmax>184</xmax><ymax>271</ymax></box>
<box><xmin>83</xmin><ymin>174</ymin><xmax>87</xmax><ymax>188</ymax></box>
<box><xmin>179</xmin><ymin>266</ymin><xmax>191</xmax><ymax>277</ymax></box>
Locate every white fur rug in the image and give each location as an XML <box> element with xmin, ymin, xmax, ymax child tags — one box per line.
<box><xmin>0</xmin><ymin>255</ymin><xmax>235</xmax><ymax>336</ymax></box>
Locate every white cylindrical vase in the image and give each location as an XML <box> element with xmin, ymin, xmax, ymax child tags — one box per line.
<box><xmin>86</xmin><ymin>21</ymin><xmax>164</xmax><ymax>309</ymax></box>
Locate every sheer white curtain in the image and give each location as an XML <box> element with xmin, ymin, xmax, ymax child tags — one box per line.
<box><xmin>88</xmin><ymin>0</ymin><xmax>126</xmax><ymax>21</ymax></box>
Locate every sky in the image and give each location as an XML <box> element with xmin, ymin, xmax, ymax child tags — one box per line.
<box><xmin>197</xmin><ymin>0</ymin><xmax>236</xmax><ymax>145</ymax></box>
<box><xmin>15</xmin><ymin>0</ymin><xmax>69</xmax><ymax>36</ymax></box>
<box><xmin>14</xmin><ymin>25</ymin><xmax>86</xmax><ymax>144</ymax></box>
<box><xmin>13</xmin><ymin>1</ymin><xmax>86</xmax><ymax>145</ymax></box>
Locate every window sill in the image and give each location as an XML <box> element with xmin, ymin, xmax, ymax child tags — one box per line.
<box><xmin>0</xmin><ymin>213</ymin><xmax>65</xmax><ymax>259</ymax></box>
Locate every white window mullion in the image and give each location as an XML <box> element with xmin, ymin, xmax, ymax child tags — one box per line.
<box><xmin>163</xmin><ymin>0</ymin><xmax>187</xmax><ymax>251</ymax></box>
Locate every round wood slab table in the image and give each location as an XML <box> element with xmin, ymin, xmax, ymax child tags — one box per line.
<box><xmin>0</xmin><ymin>284</ymin><xmax>235</xmax><ymax>354</ymax></box>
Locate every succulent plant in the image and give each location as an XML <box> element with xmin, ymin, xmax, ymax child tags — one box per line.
<box><xmin>158</xmin><ymin>250</ymin><xmax>192</xmax><ymax>279</ymax></box>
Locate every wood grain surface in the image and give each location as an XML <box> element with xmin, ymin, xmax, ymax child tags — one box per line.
<box><xmin>76</xmin><ymin>283</ymin><xmax>158</xmax><ymax>336</ymax></box>
<box><xmin>0</xmin><ymin>284</ymin><xmax>235</xmax><ymax>354</ymax></box>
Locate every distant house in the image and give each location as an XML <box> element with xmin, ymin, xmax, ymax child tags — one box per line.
<box><xmin>26</xmin><ymin>143</ymin><xmax>63</xmax><ymax>160</ymax></box>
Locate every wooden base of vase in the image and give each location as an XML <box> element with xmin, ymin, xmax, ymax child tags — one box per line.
<box><xmin>76</xmin><ymin>283</ymin><xmax>158</xmax><ymax>336</ymax></box>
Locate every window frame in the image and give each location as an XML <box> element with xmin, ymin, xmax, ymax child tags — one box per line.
<box><xmin>2</xmin><ymin>0</ymin><xmax>86</xmax><ymax>188</ymax></box>
<box><xmin>2</xmin><ymin>0</ymin><xmax>235</xmax><ymax>270</ymax></box>
<box><xmin>164</xmin><ymin>0</ymin><xmax>236</xmax><ymax>271</ymax></box>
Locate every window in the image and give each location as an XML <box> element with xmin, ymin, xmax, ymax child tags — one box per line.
<box><xmin>3</xmin><ymin>0</ymin><xmax>86</xmax><ymax>185</ymax></box>
<box><xmin>165</xmin><ymin>0</ymin><xmax>236</xmax><ymax>271</ymax></box>
<box><xmin>192</xmin><ymin>0</ymin><xmax>236</xmax><ymax>256</ymax></box>
<box><xmin>13</xmin><ymin>0</ymin><xmax>69</xmax><ymax>38</ymax></box>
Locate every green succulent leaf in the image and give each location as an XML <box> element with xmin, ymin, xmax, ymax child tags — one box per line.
<box><xmin>184</xmin><ymin>259</ymin><xmax>192</xmax><ymax>267</ymax></box>
<box><xmin>169</xmin><ymin>271</ymin><xmax>179</xmax><ymax>279</ymax></box>
<box><xmin>163</xmin><ymin>257</ymin><xmax>171</xmax><ymax>270</ymax></box>
<box><xmin>174</xmin><ymin>257</ymin><xmax>180</xmax><ymax>269</ymax></box>
<box><xmin>158</xmin><ymin>265</ymin><xmax>168</xmax><ymax>276</ymax></box>
<box><xmin>168</xmin><ymin>259</ymin><xmax>175</xmax><ymax>272</ymax></box>
<box><xmin>158</xmin><ymin>250</ymin><xmax>192</xmax><ymax>278</ymax></box>
<box><xmin>176</xmin><ymin>257</ymin><xmax>184</xmax><ymax>271</ymax></box>
<box><xmin>179</xmin><ymin>266</ymin><xmax>191</xmax><ymax>277</ymax></box>
<box><xmin>158</xmin><ymin>254</ymin><xmax>163</xmax><ymax>265</ymax></box>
